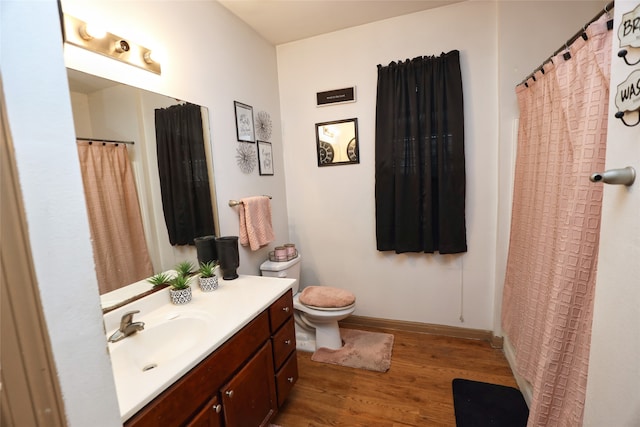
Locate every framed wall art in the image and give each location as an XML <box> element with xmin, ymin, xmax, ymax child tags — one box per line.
<box><xmin>234</xmin><ymin>101</ymin><xmax>255</xmax><ymax>142</ymax></box>
<box><xmin>315</xmin><ymin>118</ymin><xmax>359</xmax><ymax>167</ymax></box>
<box><xmin>257</xmin><ymin>140</ymin><xmax>274</xmax><ymax>176</ymax></box>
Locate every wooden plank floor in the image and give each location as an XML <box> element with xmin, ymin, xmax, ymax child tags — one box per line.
<box><xmin>272</xmin><ymin>325</ymin><xmax>519</xmax><ymax>427</ymax></box>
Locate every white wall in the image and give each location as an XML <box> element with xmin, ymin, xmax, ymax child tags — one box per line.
<box><xmin>277</xmin><ymin>1</ymin><xmax>495</xmax><ymax>330</ymax></box>
<box><xmin>584</xmin><ymin>1</ymin><xmax>640</xmax><ymax>424</ymax></box>
<box><xmin>1</xmin><ymin>2</ymin><xmax>121</xmax><ymax>425</ymax></box>
<box><xmin>277</xmin><ymin>0</ymin><xmax>605</xmax><ymax>333</ymax></box>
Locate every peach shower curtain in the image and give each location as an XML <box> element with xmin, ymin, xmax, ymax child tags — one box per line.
<box><xmin>502</xmin><ymin>15</ymin><xmax>611</xmax><ymax>427</ymax></box>
<box><xmin>77</xmin><ymin>141</ymin><xmax>153</xmax><ymax>294</ymax></box>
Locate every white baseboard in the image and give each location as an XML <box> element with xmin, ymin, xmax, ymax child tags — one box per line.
<box><xmin>502</xmin><ymin>334</ymin><xmax>533</xmax><ymax>407</ymax></box>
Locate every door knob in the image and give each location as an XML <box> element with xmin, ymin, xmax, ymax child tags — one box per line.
<box><xmin>225</xmin><ymin>390</ymin><xmax>234</xmax><ymax>398</ymax></box>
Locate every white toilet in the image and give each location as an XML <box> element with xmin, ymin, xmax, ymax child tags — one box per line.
<box><xmin>260</xmin><ymin>254</ymin><xmax>356</xmax><ymax>352</ymax></box>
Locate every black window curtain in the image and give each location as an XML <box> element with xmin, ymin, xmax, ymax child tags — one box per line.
<box><xmin>375</xmin><ymin>50</ymin><xmax>467</xmax><ymax>254</ymax></box>
<box><xmin>155</xmin><ymin>103</ymin><xmax>215</xmax><ymax>245</ymax></box>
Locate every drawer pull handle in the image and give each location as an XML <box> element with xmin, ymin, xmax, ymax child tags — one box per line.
<box><xmin>213</xmin><ymin>404</ymin><xmax>222</xmax><ymax>413</ymax></box>
<box><xmin>284</xmin><ymin>339</ymin><xmax>291</xmax><ymax>345</ymax></box>
<box><xmin>225</xmin><ymin>390</ymin><xmax>234</xmax><ymax>398</ymax></box>
<box><xmin>287</xmin><ymin>377</ymin><xmax>294</xmax><ymax>383</ymax></box>
<box><xmin>282</xmin><ymin>306</ymin><xmax>290</xmax><ymax>313</ymax></box>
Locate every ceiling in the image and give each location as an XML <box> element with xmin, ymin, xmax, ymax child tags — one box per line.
<box><xmin>67</xmin><ymin>69</ymin><xmax>120</xmax><ymax>94</ymax></box>
<box><xmin>217</xmin><ymin>0</ymin><xmax>465</xmax><ymax>45</ymax></box>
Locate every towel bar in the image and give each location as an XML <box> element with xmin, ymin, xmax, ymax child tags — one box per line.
<box><xmin>228</xmin><ymin>195</ymin><xmax>272</xmax><ymax>207</ymax></box>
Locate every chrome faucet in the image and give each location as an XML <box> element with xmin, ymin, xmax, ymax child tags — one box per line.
<box><xmin>108</xmin><ymin>310</ymin><xmax>145</xmax><ymax>343</ymax></box>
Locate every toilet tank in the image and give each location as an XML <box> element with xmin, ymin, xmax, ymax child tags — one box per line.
<box><xmin>260</xmin><ymin>255</ymin><xmax>301</xmax><ymax>294</ymax></box>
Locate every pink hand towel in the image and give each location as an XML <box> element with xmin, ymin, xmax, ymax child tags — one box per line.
<box><xmin>238</xmin><ymin>196</ymin><xmax>275</xmax><ymax>251</ymax></box>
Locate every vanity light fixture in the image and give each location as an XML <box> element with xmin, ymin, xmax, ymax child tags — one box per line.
<box><xmin>63</xmin><ymin>14</ymin><xmax>161</xmax><ymax>75</ymax></box>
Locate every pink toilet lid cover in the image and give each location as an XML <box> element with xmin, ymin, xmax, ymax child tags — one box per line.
<box><xmin>299</xmin><ymin>286</ymin><xmax>356</xmax><ymax>308</ymax></box>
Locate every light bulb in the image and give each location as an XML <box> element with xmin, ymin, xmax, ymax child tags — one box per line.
<box><xmin>144</xmin><ymin>49</ymin><xmax>164</xmax><ymax>65</ymax></box>
<box><xmin>79</xmin><ymin>23</ymin><xmax>106</xmax><ymax>40</ymax></box>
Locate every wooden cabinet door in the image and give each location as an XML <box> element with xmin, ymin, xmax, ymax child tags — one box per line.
<box><xmin>221</xmin><ymin>342</ymin><xmax>277</xmax><ymax>427</ymax></box>
<box><xmin>186</xmin><ymin>396</ymin><xmax>223</xmax><ymax>427</ymax></box>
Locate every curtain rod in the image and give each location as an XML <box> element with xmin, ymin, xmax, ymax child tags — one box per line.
<box><xmin>76</xmin><ymin>137</ymin><xmax>135</xmax><ymax>145</ymax></box>
<box><xmin>517</xmin><ymin>1</ymin><xmax>614</xmax><ymax>87</ymax></box>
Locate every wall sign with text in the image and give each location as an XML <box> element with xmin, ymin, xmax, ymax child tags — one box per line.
<box><xmin>617</xmin><ymin>3</ymin><xmax>640</xmax><ymax>66</ymax></box>
<box><xmin>316</xmin><ymin>87</ymin><xmax>356</xmax><ymax>106</ymax></box>
<box><xmin>615</xmin><ymin>3</ymin><xmax>640</xmax><ymax>127</ymax></box>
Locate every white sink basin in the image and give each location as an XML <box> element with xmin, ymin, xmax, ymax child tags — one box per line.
<box><xmin>109</xmin><ymin>313</ymin><xmax>211</xmax><ymax>372</ymax></box>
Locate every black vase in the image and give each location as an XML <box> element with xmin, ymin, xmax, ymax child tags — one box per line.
<box><xmin>215</xmin><ymin>236</ymin><xmax>239</xmax><ymax>280</ymax></box>
<box><xmin>194</xmin><ymin>235</ymin><xmax>217</xmax><ymax>266</ymax></box>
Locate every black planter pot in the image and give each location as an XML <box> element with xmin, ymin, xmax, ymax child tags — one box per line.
<box><xmin>194</xmin><ymin>235</ymin><xmax>218</xmax><ymax>266</ymax></box>
<box><xmin>215</xmin><ymin>236</ymin><xmax>239</xmax><ymax>280</ymax></box>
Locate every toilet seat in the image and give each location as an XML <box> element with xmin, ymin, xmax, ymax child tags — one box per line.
<box><xmin>298</xmin><ymin>285</ymin><xmax>356</xmax><ymax>311</ymax></box>
<box><xmin>301</xmin><ymin>302</ymin><xmax>356</xmax><ymax>312</ymax></box>
<box><xmin>293</xmin><ymin>293</ymin><xmax>355</xmax><ymax>316</ymax></box>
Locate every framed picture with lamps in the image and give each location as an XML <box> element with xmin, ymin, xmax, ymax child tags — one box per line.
<box><xmin>234</xmin><ymin>101</ymin><xmax>255</xmax><ymax>142</ymax></box>
<box><xmin>257</xmin><ymin>141</ymin><xmax>274</xmax><ymax>175</ymax></box>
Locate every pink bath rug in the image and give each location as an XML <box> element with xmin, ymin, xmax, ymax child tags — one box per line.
<box><xmin>311</xmin><ymin>328</ymin><xmax>394</xmax><ymax>372</ymax></box>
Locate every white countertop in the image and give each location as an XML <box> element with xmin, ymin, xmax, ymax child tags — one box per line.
<box><xmin>103</xmin><ymin>274</ymin><xmax>294</xmax><ymax>422</ymax></box>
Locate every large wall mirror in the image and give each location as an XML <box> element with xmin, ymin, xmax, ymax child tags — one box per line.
<box><xmin>67</xmin><ymin>69</ymin><xmax>219</xmax><ymax>311</ymax></box>
<box><xmin>315</xmin><ymin>118</ymin><xmax>359</xmax><ymax>166</ymax></box>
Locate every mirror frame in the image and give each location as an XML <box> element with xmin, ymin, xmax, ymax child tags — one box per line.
<box><xmin>315</xmin><ymin>118</ymin><xmax>359</xmax><ymax>167</ymax></box>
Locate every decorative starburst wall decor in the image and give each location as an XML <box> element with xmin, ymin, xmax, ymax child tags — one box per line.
<box><xmin>255</xmin><ymin>110</ymin><xmax>273</xmax><ymax>141</ymax></box>
<box><xmin>236</xmin><ymin>142</ymin><xmax>257</xmax><ymax>174</ymax></box>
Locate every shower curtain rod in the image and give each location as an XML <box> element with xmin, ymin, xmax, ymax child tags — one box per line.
<box><xmin>517</xmin><ymin>1</ymin><xmax>614</xmax><ymax>87</ymax></box>
<box><xmin>76</xmin><ymin>137</ymin><xmax>135</xmax><ymax>145</ymax></box>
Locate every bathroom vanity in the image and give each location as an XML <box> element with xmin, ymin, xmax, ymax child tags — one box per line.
<box><xmin>103</xmin><ymin>275</ymin><xmax>298</xmax><ymax>426</ymax></box>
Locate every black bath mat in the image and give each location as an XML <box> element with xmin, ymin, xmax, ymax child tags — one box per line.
<box><xmin>452</xmin><ymin>378</ymin><xmax>529</xmax><ymax>427</ymax></box>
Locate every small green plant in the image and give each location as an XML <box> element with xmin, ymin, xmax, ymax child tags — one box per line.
<box><xmin>170</xmin><ymin>274</ymin><xmax>190</xmax><ymax>290</ymax></box>
<box><xmin>199</xmin><ymin>260</ymin><xmax>218</xmax><ymax>278</ymax></box>
<box><xmin>147</xmin><ymin>272</ymin><xmax>172</xmax><ymax>288</ymax></box>
<box><xmin>175</xmin><ymin>261</ymin><xmax>195</xmax><ymax>278</ymax></box>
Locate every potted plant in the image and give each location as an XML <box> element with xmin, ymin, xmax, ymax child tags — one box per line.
<box><xmin>175</xmin><ymin>261</ymin><xmax>195</xmax><ymax>278</ymax></box>
<box><xmin>169</xmin><ymin>274</ymin><xmax>192</xmax><ymax>305</ymax></box>
<box><xmin>198</xmin><ymin>260</ymin><xmax>219</xmax><ymax>292</ymax></box>
<box><xmin>147</xmin><ymin>272</ymin><xmax>173</xmax><ymax>288</ymax></box>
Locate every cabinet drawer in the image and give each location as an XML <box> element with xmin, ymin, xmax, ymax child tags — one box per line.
<box><xmin>269</xmin><ymin>290</ymin><xmax>293</xmax><ymax>332</ymax></box>
<box><xmin>275</xmin><ymin>353</ymin><xmax>298</xmax><ymax>407</ymax></box>
<box><xmin>272</xmin><ymin>317</ymin><xmax>296</xmax><ymax>369</ymax></box>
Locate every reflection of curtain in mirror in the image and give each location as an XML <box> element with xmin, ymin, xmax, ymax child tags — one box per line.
<box><xmin>77</xmin><ymin>141</ymin><xmax>153</xmax><ymax>294</ymax></box>
<box><xmin>155</xmin><ymin>103</ymin><xmax>215</xmax><ymax>245</ymax></box>
<box><xmin>375</xmin><ymin>50</ymin><xmax>466</xmax><ymax>254</ymax></box>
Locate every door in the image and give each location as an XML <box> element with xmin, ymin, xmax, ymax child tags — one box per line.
<box><xmin>186</xmin><ymin>395</ymin><xmax>223</xmax><ymax>427</ymax></box>
<box><xmin>584</xmin><ymin>1</ymin><xmax>640</xmax><ymax>425</ymax></box>
<box><xmin>221</xmin><ymin>342</ymin><xmax>277</xmax><ymax>427</ymax></box>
